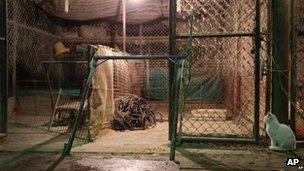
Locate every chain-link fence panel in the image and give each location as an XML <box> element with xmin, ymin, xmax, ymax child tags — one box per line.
<box><xmin>294</xmin><ymin>0</ymin><xmax>304</xmax><ymax>138</ymax></box>
<box><xmin>259</xmin><ymin>0</ymin><xmax>269</xmax><ymax>136</ymax></box>
<box><xmin>176</xmin><ymin>0</ymin><xmax>256</xmax><ymax>35</ymax></box>
<box><xmin>59</xmin><ymin>20</ymin><xmax>170</xmax><ymax>104</ymax></box>
<box><xmin>7</xmin><ymin>0</ymin><xmax>58</xmax><ymax>129</ymax></box>
<box><xmin>175</xmin><ymin>37</ymin><xmax>256</xmax><ymax>138</ymax></box>
<box><xmin>7</xmin><ymin>0</ymin><xmax>273</xmax><ymax>142</ymax></box>
<box><xmin>173</xmin><ymin>0</ymin><xmax>267</xmax><ymax>139</ymax></box>
<box><xmin>88</xmin><ymin>54</ymin><xmax>170</xmax><ymax>138</ymax></box>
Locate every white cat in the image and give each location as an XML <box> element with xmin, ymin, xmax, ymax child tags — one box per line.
<box><xmin>265</xmin><ymin>112</ymin><xmax>296</xmax><ymax>151</ymax></box>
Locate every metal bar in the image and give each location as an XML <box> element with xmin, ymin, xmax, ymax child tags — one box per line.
<box><xmin>175</xmin><ymin>32</ymin><xmax>255</xmax><ymax>39</ymax></box>
<box><xmin>94</xmin><ymin>55</ymin><xmax>185</xmax><ymax>60</ymax></box>
<box><xmin>178</xmin><ymin>60</ymin><xmax>185</xmax><ymax>137</ymax></box>
<box><xmin>62</xmin><ymin>36</ymin><xmax>169</xmax><ymax>43</ymax></box>
<box><xmin>290</xmin><ymin>0</ymin><xmax>298</xmax><ymax>132</ymax></box>
<box><xmin>62</xmin><ymin>58</ymin><xmax>98</xmax><ymax>156</ymax></box>
<box><xmin>170</xmin><ymin>60</ymin><xmax>183</xmax><ymax>161</ymax></box>
<box><xmin>123</xmin><ymin>0</ymin><xmax>126</xmax><ymax>54</ymax></box>
<box><xmin>168</xmin><ymin>0</ymin><xmax>178</xmax><ymax>158</ymax></box>
<box><xmin>0</xmin><ymin>37</ymin><xmax>4</xmax><ymax>41</ymax></box>
<box><xmin>0</xmin><ymin>0</ymin><xmax>7</xmax><ymax>134</ymax></box>
<box><xmin>271</xmin><ymin>0</ymin><xmax>290</xmax><ymax>124</ymax></box>
<box><xmin>178</xmin><ymin>11</ymin><xmax>194</xmax><ymax>135</ymax></box>
<box><xmin>42</xmin><ymin>61</ymin><xmax>89</xmax><ymax>64</ymax></box>
<box><xmin>146</xmin><ymin>60</ymin><xmax>150</xmax><ymax>101</ymax></box>
<box><xmin>85</xmin><ymin>46</ymin><xmax>94</xmax><ymax>142</ymax></box>
<box><xmin>180</xmin><ymin>136</ymin><xmax>256</xmax><ymax>143</ymax></box>
<box><xmin>253</xmin><ymin>0</ymin><xmax>261</xmax><ymax>144</ymax></box>
<box><xmin>49</xmin><ymin>89</ymin><xmax>62</xmax><ymax>131</ymax></box>
<box><xmin>44</xmin><ymin>64</ymin><xmax>55</xmax><ymax>111</ymax></box>
<box><xmin>17</xmin><ymin>79</ymin><xmax>51</xmax><ymax>83</ymax></box>
<box><xmin>168</xmin><ymin>0</ymin><xmax>177</xmax><ymax>142</ymax></box>
<box><xmin>265</xmin><ymin>0</ymin><xmax>273</xmax><ymax>120</ymax></box>
<box><xmin>34</xmin><ymin>80</ymin><xmax>38</xmax><ymax>116</ymax></box>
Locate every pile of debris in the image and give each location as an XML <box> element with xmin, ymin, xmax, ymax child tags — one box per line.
<box><xmin>111</xmin><ymin>94</ymin><xmax>157</xmax><ymax>131</ymax></box>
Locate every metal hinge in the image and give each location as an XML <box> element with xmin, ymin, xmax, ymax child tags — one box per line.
<box><xmin>0</xmin><ymin>37</ymin><xmax>5</xmax><ymax>41</ymax></box>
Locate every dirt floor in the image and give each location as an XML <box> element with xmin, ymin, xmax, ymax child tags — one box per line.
<box><xmin>73</xmin><ymin>122</ymin><xmax>169</xmax><ymax>154</ymax></box>
<box><xmin>1</xmin><ymin>124</ymin><xmax>304</xmax><ymax>171</ymax></box>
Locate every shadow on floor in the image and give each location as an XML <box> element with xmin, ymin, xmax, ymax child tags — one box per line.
<box><xmin>177</xmin><ymin>148</ymin><xmax>240</xmax><ymax>170</ymax></box>
<box><xmin>0</xmin><ymin>124</ymin><xmax>86</xmax><ymax>171</ymax></box>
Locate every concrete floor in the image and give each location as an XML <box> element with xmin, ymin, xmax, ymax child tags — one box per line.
<box><xmin>0</xmin><ymin>124</ymin><xmax>303</xmax><ymax>170</ymax></box>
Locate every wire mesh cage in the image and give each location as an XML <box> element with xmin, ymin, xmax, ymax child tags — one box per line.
<box><xmin>7</xmin><ymin>0</ymin><xmax>304</xmax><ymax>145</ymax></box>
<box><xmin>175</xmin><ymin>37</ymin><xmax>256</xmax><ymax>138</ymax></box>
<box><xmin>85</xmin><ymin>46</ymin><xmax>173</xmax><ymax>138</ymax></box>
<box><xmin>172</xmin><ymin>0</ymin><xmax>268</xmax><ymax>140</ymax></box>
<box><xmin>294</xmin><ymin>0</ymin><xmax>304</xmax><ymax>138</ymax></box>
<box><xmin>7</xmin><ymin>0</ymin><xmax>57</xmax><ymax>128</ymax></box>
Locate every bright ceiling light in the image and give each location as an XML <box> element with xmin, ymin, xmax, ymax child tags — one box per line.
<box><xmin>64</xmin><ymin>0</ymin><xmax>69</xmax><ymax>13</ymax></box>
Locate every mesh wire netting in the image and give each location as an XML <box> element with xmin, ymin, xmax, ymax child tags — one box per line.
<box><xmin>89</xmin><ymin>57</ymin><xmax>169</xmax><ymax>136</ymax></box>
<box><xmin>7</xmin><ymin>0</ymin><xmax>57</xmax><ymax>130</ymax></box>
<box><xmin>10</xmin><ymin>0</ymin><xmax>304</xmax><ymax>141</ymax></box>
<box><xmin>295</xmin><ymin>1</ymin><xmax>304</xmax><ymax>138</ymax></box>
<box><xmin>174</xmin><ymin>0</ymin><xmax>268</xmax><ymax>138</ymax></box>
<box><xmin>44</xmin><ymin>62</ymin><xmax>89</xmax><ymax>139</ymax></box>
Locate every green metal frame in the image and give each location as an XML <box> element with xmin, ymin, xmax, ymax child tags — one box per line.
<box><xmin>168</xmin><ymin>0</ymin><xmax>262</xmax><ymax>144</ymax></box>
<box><xmin>0</xmin><ymin>0</ymin><xmax>7</xmax><ymax>134</ymax></box>
<box><xmin>168</xmin><ymin>0</ymin><xmax>177</xmax><ymax>140</ymax></box>
<box><xmin>254</xmin><ymin>0</ymin><xmax>261</xmax><ymax>144</ymax></box>
<box><xmin>61</xmin><ymin>55</ymin><xmax>185</xmax><ymax>161</ymax></box>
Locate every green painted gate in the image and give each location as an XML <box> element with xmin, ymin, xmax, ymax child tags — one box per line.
<box><xmin>168</xmin><ymin>0</ymin><xmax>267</xmax><ymax>146</ymax></box>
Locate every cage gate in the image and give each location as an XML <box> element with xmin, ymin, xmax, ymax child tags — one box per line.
<box><xmin>169</xmin><ymin>0</ymin><xmax>265</xmax><ymax>143</ymax></box>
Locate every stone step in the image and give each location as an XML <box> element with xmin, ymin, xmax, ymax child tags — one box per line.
<box><xmin>190</xmin><ymin>108</ymin><xmax>228</xmax><ymax>121</ymax></box>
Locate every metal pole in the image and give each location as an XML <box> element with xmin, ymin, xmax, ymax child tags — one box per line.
<box><xmin>265</xmin><ymin>0</ymin><xmax>273</xmax><ymax>118</ymax></box>
<box><xmin>62</xmin><ymin>58</ymin><xmax>98</xmax><ymax>156</ymax></box>
<box><xmin>0</xmin><ymin>0</ymin><xmax>7</xmax><ymax>134</ymax></box>
<box><xmin>175</xmin><ymin>32</ymin><xmax>255</xmax><ymax>39</ymax></box>
<box><xmin>44</xmin><ymin>64</ymin><xmax>55</xmax><ymax>111</ymax></box>
<box><xmin>170</xmin><ymin>60</ymin><xmax>182</xmax><ymax>161</ymax></box>
<box><xmin>253</xmin><ymin>0</ymin><xmax>261</xmax><ymax>144</ymax></box>
<box><xmin>290</xmin><ymin>0</ymin><xmax>297</xmax><ymax>132</ymax></box>
<box><xmin>271</xmin><ymin>0</ymin><xmax>290</xmax><ymax>124</ymax></box>
<box><xmin>168</xmin><ymin>0</ymin><xmax>177</xmax><ymax>141</ymax></box>
<box><xmin>123</xmin><ymin>0</ymin><xmax>126</xmax><ymax>54</ymax></box>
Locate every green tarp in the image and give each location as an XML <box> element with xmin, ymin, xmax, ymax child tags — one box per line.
<box><xmin>144</xmin><ymin>70</ymin><xmax>222</xmax><ymax>103</ymax></box>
